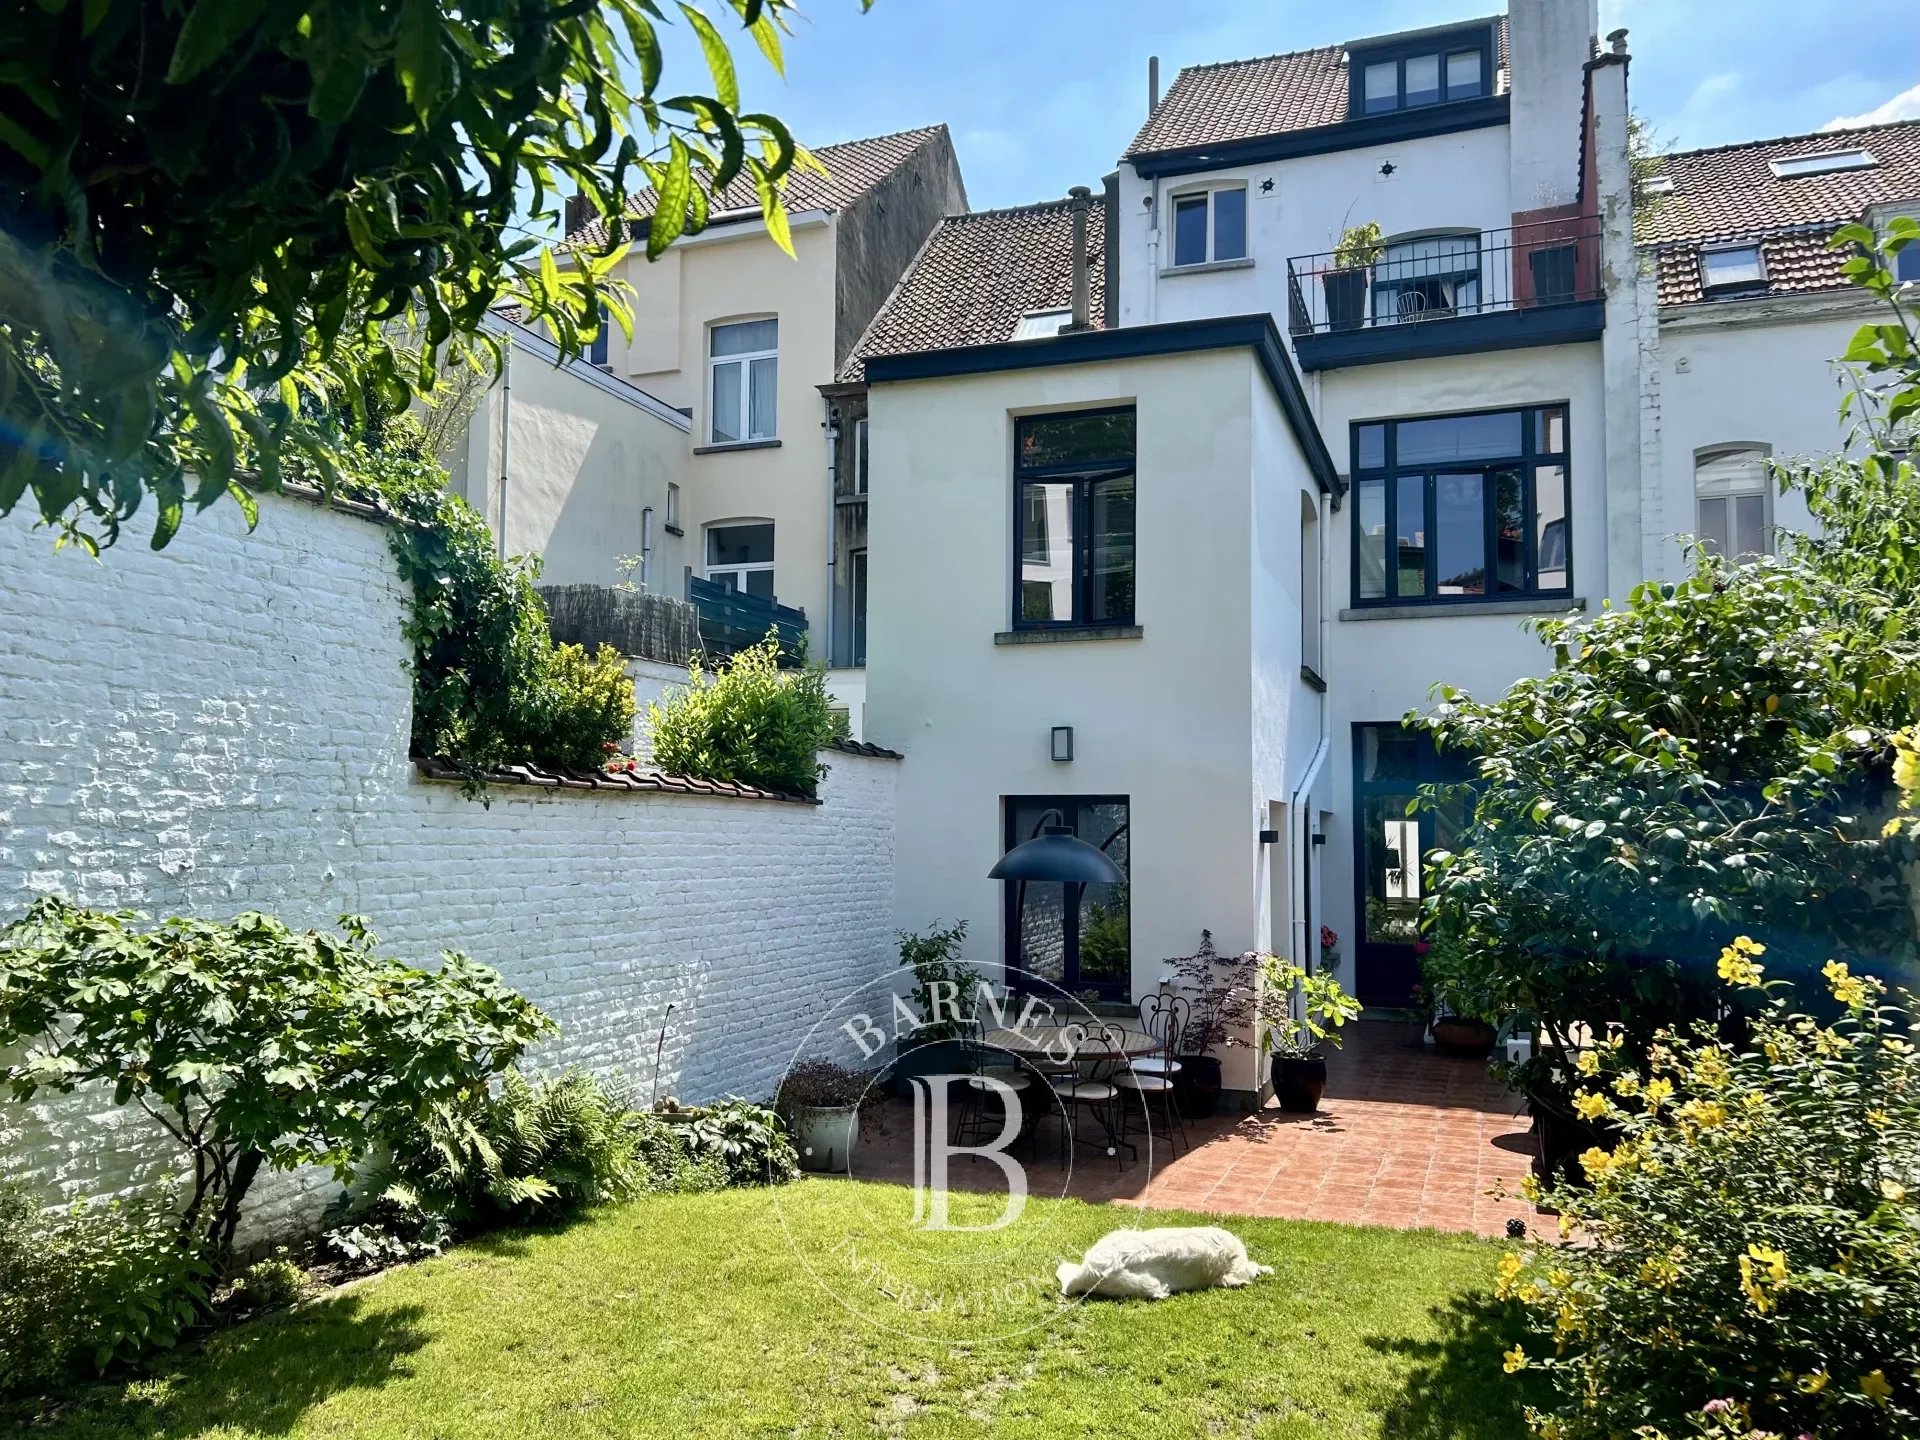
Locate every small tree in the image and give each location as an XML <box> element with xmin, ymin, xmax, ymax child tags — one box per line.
<box><xmin>0</xmin><ymin>899</ymin><xmax>552</xmax><ymax>1272</ymax></box>
<box><xmin>647</xmin><ymin>633</ymin><xmax>849</xmax><ymax>797</ymax></box>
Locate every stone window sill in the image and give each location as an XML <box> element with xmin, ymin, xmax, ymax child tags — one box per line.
<box><xmin>1339</xmin><ymin>596</ymin><xmax>1586</xmax><ymax>622</ymax></box>
<box><xmin>693</xmin><ymin>438</ymin><xmax>782</xmax><ymax>455</ymax></box>
<box><xmin>994</xmin><ymin>625</ymin><xmax>1144</xmax><ymax>646</ymax></box>
<box><xmin>1160</xmin><ymin>257</ymin><xmax>1256</xmax><ymax>279</ymax></box>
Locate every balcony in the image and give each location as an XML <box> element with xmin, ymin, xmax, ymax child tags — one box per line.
<box><xmin>685</xmin><ymin>572</ymin><xmax>808</xmax><ymax>663</ymax></box>
<box><xmin>1284</xmin><ymin>219</ymin><xmax>1604</xmax><ymax>371</ymax></box>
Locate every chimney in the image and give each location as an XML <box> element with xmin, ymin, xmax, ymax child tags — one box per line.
<box><xmin>563</xmin><ymin>192</ymin><xmax>594</xmax><ymax>239</ymax></box>
<box><xmin>1147</xmin><ymin>56</ymin><xmax>1160</xmax><ymax>115</ymax></box>
<box><xmin>1507</xmin><ymin>0</ymin><xmax>1599</xmax><ymax>211</ymax></box>
<box><xmin>1065</xmin><ymin>186</ymin><xmax>1093</xmax><ymax>333</ymax></box>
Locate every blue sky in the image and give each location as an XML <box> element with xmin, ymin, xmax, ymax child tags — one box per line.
<box><xmin>690</xmin><ymin>0</ymin><xmax>1920</xmax><ymax>211</ymax></box>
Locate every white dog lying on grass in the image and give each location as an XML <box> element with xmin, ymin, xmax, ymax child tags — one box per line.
<box><xmin>1056</xmin><ymin>1226</ymin><xmax>1272</xmax><ymax>1300</ymax></box>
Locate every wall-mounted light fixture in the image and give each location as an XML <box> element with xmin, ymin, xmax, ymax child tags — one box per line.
<box><xmin>1258</xmin><ymin>828</ymin><xmax>1280</xmax><ymax>845</ymax></box>
<box><xmin>1050</xmin><ymin>726</ymin><xmax>1074</xmax><ymax>763</ymax></box>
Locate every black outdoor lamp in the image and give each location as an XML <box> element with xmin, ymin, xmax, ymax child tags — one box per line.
<box><xmin>988</xmin><ymin>820</ymin><xmax>1124</xmax><ymax>886</ymax></box>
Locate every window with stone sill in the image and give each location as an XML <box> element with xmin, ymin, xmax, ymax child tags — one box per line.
<box><xmin>1169</xmin><ymin>187</ymin><xmax>1248</xmax><ymax>269</ymax></box>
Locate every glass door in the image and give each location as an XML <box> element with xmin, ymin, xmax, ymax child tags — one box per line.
<box><xmin>1002</xmin><ymin>796</ymin><xmax>1130</xmax><ymax>997</ymax></box>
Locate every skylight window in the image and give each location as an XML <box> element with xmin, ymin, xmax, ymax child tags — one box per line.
<box><xmin>1012</xmin><ymin>309</ymin><xmax>1073</xmax><ymax>341</ymax></box>
<box><xmin>1643</xmin><ymin>175</ymin><xmax>1675</xmax><ymax>195</ymax></box>
<box><xmin>1700</xmin><ymin>244</ymin><xmax>1766</xmax><ymax>291</ymax></box>
<box><xmin>1768</xmin><ymin>149</ymin><xmax>1878</xmax><ymax>180</ymax></box>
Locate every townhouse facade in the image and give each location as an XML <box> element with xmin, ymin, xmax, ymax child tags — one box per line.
<box><xmin>457</xmin><ymin>5</ymin><xmax>1919</xmax><ymax>1097</ymax></box>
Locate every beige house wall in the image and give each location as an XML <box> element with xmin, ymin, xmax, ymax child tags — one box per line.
<box><xmin>610</xmin><ymin>214</ymin><xmax>841</xmax><ymax>636</ymax></box>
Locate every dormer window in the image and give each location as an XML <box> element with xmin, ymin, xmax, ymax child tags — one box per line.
<box><xmin>1700</xmin><ymin>244</ymin><xmax>1766</xmax><ymax>292</ymax></box>
<box><xmin>1351</xmin><ymin>25</ymin><xmax>1491</xmax><ymax>117</ymax></box>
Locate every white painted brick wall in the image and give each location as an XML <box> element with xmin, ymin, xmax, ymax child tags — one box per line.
<box><xmin>0</xmin><ymin>494</ymin><xmax>897</xmax><ymax>1240</ymax></box>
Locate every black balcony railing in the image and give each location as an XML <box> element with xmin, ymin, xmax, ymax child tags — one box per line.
<box><xmin>685</xmin><ymin>572</ymin><xmax>808</xmax><ymax>663</ymax></box>
<box><xmin>1285</xmin><ymin>218</ymin><xmax>1602</xmax><ymax>337</ymax></box>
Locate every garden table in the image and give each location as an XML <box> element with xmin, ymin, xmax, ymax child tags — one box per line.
<box><xmin>979</xmin><ymin>1023</ymin><xmax>1161</xmax><ymax>1165</ymax></box>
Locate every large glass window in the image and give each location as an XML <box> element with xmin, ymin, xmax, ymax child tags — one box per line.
<box><xmin>1013</xmin><ymin>408</ymin><xmax>1136</xmax><ymax>629</ymax></box>
<box><xmin>1353</xmin><ymin>32</ymin><xmax>1491</xmax><ymax>116</ymax></box>
<box><xmin>1003</xmin><ymin>796</ymin><xmax>1130</xmax><ymax>996</ymax></box>
<box><xmin>1350</xmin><ymin>406</ymin><xmax>1572</xmax><ymax>607</ymax></box>
<box><xmin>1170</xmin><ymin>187</ymin><xmax>1248</xmax><ymax>268</ymax></box>
<box><xmin>705</xmin><ymin>521</ymin><xmax>774</xmax><ymax>600</ymax></box>
<box><xmin>708</xmin><ymin>318</ymin><xmax>777</xmax><ymax>444</ymax></box>
<box><xmin>1351</xmin><ymin>724</ymin><xmax>1474</xmax><ymax>1006</ymax></box>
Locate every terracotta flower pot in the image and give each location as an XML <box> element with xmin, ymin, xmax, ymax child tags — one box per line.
<box><xmin>1272</xmin><ymin>1055</ymin><xmax>1327</xmax><ymax>1113</ymax></box>
<box><xmin>1431</xmin><ymin>1017</ymin><xmax>1498</xmax><ymax>1057</ymax></box>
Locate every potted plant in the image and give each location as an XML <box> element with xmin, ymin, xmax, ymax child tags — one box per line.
<box><xmin>1323</xmin><ymin>222</ymin><xmax>1383</xmax><ymax>332</ymax></box>
<box><xmin>889</xmin><ymin>920</ymin><xmax>979</xmax><ymax>1096</ymax></box>
<box><xmin>1419</xmin><ymin>933</ymin><xmax>1507</xmax><ymax>1057</ymax></box>
<box><xmin>776</xmin><ymin>1057</ymin><xmax>878</xmax><ymax>1172</ymax></box>
<box><xmin>1165</xmin><ymin>930</ymin><xmax>1255</xmax><ymax>1118</ymax></box>
<box><xmin>1319</xmin><ymin>924</ymin><xmax>1341</xmax><ymax>977</ymax></box>
<box><xmin>1254</xmin><ymin>956</ymin><xmax>1363</xmax><ymax>1112</ymax></box>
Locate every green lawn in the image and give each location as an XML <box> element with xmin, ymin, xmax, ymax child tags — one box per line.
<box><xmin>11</xmin><ymin>1181</ymin><xmax>1535</xmax><ymax>1440</ymax></box>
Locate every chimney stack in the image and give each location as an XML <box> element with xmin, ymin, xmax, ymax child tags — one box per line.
<box><xmin>1148</xmin><ymin>56</ymin><xmax>1160</xmax><ymax>116</ymax></box>
<box><xmin>563</xmin><ymin>192</ymin><xmax>593</xmax><ymax>238</ymax></box>
<box><xmin>1065</xmin><ymin>187</ymin><xmax>1093</xmax><ymax>333</ymax></box>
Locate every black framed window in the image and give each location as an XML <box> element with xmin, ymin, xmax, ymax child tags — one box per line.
<box><xmin>1003</xmin><ymin>796</ymin><xmax>1130</xmax><ymax>996</ymax></box>
<box><xmin>1350</xmin><ymin>406</ymin><xmax>1570</xmax><ymax>607</ymax></box>
<box><xmin>1013</xmin><ymin>408</ymin><xmax>1136</xmax><ymax>629</ymax></box>
<box><xmin>1351</xmin><ymin>27</ymin><xmax>1492</xmax><ymax>117</ymax></box>
<box><xmin>1351</xmin><ymin>724</ymin><xmax>1474</xmax><ymax>1006</ymax></box>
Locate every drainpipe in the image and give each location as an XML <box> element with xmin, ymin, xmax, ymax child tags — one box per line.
<box><xmin>640</xmin><ymin>505</ymin><xmax>655</xmax><ymax>592</ymax></box>
<box><xmin>823</xmin><ymin>399</ymin><xmax>839</xmax><ymax>666</ymax></box>
<box><xmin>1143</xmin><ymin>188</ymin><xmax>1159</xmax><ymax>325</ymax></box>
<box><xmin>495</xmin><ymin>335</ymin><xmax>513</xmax><ymax>560</ymax></box>
<box><xmin>1289</xmin><ymin>492</ymin><xmax>1333</xmax><ymax>975</ymax></box>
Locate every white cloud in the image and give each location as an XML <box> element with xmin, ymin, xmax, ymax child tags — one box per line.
<box><xmin>1822</xmin><ymin>82</ymin><xmax>1920</xmax><ymax>132</ymax></box>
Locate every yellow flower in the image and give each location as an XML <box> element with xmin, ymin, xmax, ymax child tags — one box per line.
<box><xmin>1644</xmin><ymin>1077</ymin><xmax>1675</xmax><ymax>1108</ymax></box>
<box><xmin>1691</xmin><ymin>1049</ymin><xmax>1732</xmax><ymax>1089</ymax></box>
<box><xmin>1798</xmin><ymin>1370</ymin><xmax>1831</xmax><ymax>1395</ymax></box>
<box><xmin>1578</xmin><ymin>1147</ymin><xmax>1613</xmax><ymax>1182</ymax></box>
<box><xmin>1823</xmin><ymin>958</ymin><xmax>1870</xmax><ymax>1009</ymax></box>
<box><xmin>1750</xmin><ymin>1243</ymin><xmax>1788</xmax><ymax>1283</ymax></box>
<box><xmin>1573</xmin><ymin>1089</ymin><xmax>1611</xmax><ymax>1121</ymax></box>
<box><xmin>1613</xmin><ymin>1072</ymin><xmax>1643</xmax><ymax>1098</ymax></box>
<box><xmin>1503</xmin><ymin>1345</ymin><xmax>1528</xmax><ymax>1374</ymax></box>
<box><xmin>1738</xmin><ymin>1244</ymin><xmax>1787</xmax><ymax>1314</ymax></box>
<box><xmin>1574</xmin><ymin>1048</ymin><xmax>1602</xmax><ymax>1077</ymax></box>
<box><xmin>1882</xmin><ymin>1178</ymin><xmax>1908</xmax><ymax>1203</ymax></box>
<box><xmin>1678</xmin><ymin>1098</ymin><xmax>1728</xmax><ymax>1130</ymax></box>
<box><xmin>1518</xmin><ymin>1283</ymin><xmax>1543</xmax><ymax>1304</ymax></box>
<box><xmin>1717</xmin><ymin>941</ymin><xmax>1765</xmax><ymax>988</ymax></box>
<box><xmin>1496</xmin><ymin>1251</ymin><xmax>1525</xmax><ymax>1297</ymax></box>
<box><xmin>1862</xmin><ymin>1369</ymin><xmax>1893</xmax><ymax>1404</ymax></box>
<box><xmin>1522</xmin><ymin>1174</ymin><xmax>1545</xmax><ymax>1205</ymax></box>
<box><xmin>1868</xmin><ymin>1109</ymin><xmax>1891</xmax><ymax>1129</ymax></box>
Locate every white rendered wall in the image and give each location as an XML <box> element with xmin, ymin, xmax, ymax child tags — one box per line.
<box><xmin>1642</xmin><ymin>298</ymin><xmax>1869</xmax><ymax>579</ymax></box>
<box><xmin>0</xmin><ymin>494</ymin><xmax>896</xmax><ymax>1234</ymax></box>
<box><xmin>866</xmin><ymin>349</ymin><xmax>1319</xmax><ymax>1093</ymax></box>
<box><xmin>1115</xmin><ymin>124</ymin><xmax>1514</xmax><ymax>353</ymax></box>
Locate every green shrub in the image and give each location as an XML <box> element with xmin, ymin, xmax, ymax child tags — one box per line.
<box><xmin>629</xmin><ymin>1112</ymin><xmax>730</xmax><ymax>1195</ymax></box>
<box><xmin>220</xmin><ymin>1252</ymin><xmax>309</xmax><ymax>1316</ymax></box>
<box><xmin>897</xmin><ymin>920</ymin><xmax>976</xmax><ymax>1042</ymax></box>
<box><xmin>0</xmin><ymin>1185</ymin><xmax>210</xmax><ymax>1395</ymax></box>
<box><xmin>0</xmin><ymin>898</ymin><xmax>552</xmax><ymax>1273</ymax></box>
<box><xmin>678</xmin><ymin>1099</ymin><xmax>798</xmax><ymax>1186</ymax></box>
<box><xmin>512</xmin><ymin>641</ymin><xmax>637</xmax><ymax>772</ymax></box>
<box><xmin>647</xmin><ymin>634</ymin><xmax>849</xmax><ymax>797</ymax></box>
<box><xmin>1499</xmin><ymin>943</ymin><xmax>1920</xmax><ymax>1439</ymax></box>
<box><xmin>317</xmin><ymin>1206</ymin><xmax>452</xmax><ymax>1275</ymax></box>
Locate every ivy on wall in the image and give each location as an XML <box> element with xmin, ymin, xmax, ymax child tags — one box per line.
<box><xmin>302</xmin><ymin>419</ymin><xmax>634</xmax><ymax>795</ymax></box>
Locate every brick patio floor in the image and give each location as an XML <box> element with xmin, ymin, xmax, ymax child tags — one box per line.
<box><xmin>844</xmin><ymin>1020</ymin><xmax>1538</xmax><ymax>1239</ymax></box>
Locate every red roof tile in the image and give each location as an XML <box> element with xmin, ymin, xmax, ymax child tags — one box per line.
<box><xmin>565</xmin><ymin>125</ymin><xmax>949</xmax><ymax>249</ymax></box>
<box><xmin>1123</xmin><ymin>17</ymin><xmax>1508</xmax><ymax>160</ymax></box>
<box><xmin>837</xmin><ymin>197</ymin><xmax>1107</xmax><ymax>383</ymax></box>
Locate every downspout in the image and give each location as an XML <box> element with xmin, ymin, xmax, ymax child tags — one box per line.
<box><xmin>1289</xmin><ymin>491</ymin><xmax>1334</xmax><ymax>973</ymax></box>
<box><xmin>495</xmin><ymin>336</ymin><xmax>513</xmax><ymax>560</ymax></box>
<box><xmin>823</xmin><ymin>399</ymin><xmax>839</xmax><ymax>666</ymax></box>
<box><xmin>1144</xmin><ymin>185</ymin><xmax>1159</xmax><ymax>325</ymax></box>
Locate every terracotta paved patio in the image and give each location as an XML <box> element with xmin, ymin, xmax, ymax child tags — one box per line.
<box><xmin>848</xmin><ymin>1020</ymin><xmax>1538</xmax><ymax>1239</ymax></box>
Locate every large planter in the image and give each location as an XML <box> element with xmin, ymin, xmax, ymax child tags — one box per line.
<box><xmin>1173</xmin><ymin>1054</ymin><xmax>1223</xmax><ymax>1118</ymax></box>
<box><xmin>889</xmin><ymin>1037</ymin><xmax>971</xmax><ymax>1098</ymax></box>
<box><xmin>794</xmin><ymin>1104</ymin><xmax>860</xmax><ymax>1172</ymax></box>
<box><xmin>1272</xmin><ymin>1055</ymin><xmax>1328</xmax><ymax>1113</ymax></box>
<box><xmin>1322</xmin><ymin>268</ymin><xmax>1368</xmax><ymax>332</ymax></box>
<box><xmin>1431</xmin><ymin>1016</ymin><xmax>1498</xmax><ymax>1058</ymax></box>
<box><xmin>1528</xmin><ymin>1094</ymin><xmax>1609</xmax><ymax>1186</ymax></box>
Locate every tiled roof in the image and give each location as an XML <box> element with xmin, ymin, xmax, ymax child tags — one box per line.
<box><xmin>565</xmin><ymin>125</ymin><xmax>949</xmax><ymax>248</ymax></box>
<box><xmin>1123</xmin><ymin>17</ymin><xmax>1507</xmax><ymax>160</ymax></box>
<box><xmin>1639</xmin><ymin>119</ymin><xmax>1920</xmax><ymax>306</ymax></box>
<box><xmin>414</xmin><ymin>756</ymin><xmax>818</xmax><ymax>804</ymax></box>
<box><xmin>837</xmin><ymin>197</ymin><xmax>1107</xmax><ymax>383</ymax></box>
<box><xmin>829</xmin><ymin>739</ymin><xmax>904</xmax><ymax>759</ymax></box>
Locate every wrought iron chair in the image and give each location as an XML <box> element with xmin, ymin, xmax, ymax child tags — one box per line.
<box><xmin>949</xmin><ymin>1018</ymin><xmax>1037</xmax><ymax>1154</ymax></box>
<box><xmin>1042</xmin><ymin>1022</ymin><xmax>1129</xmax><ymax>1169</ymax></box>
<box><xmin>1114</xmin><ymin>993</ymin><xmax>1190</xmax><ymax>1156</ymax></box>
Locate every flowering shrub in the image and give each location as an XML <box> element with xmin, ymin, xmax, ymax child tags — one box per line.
<box><xmin>1498</xmin><ymin>941</ymin><xmax>1920</xmax><ymax>1439</ymax></box>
